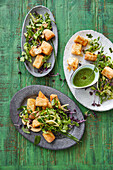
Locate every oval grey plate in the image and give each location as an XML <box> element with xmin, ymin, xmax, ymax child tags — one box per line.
<box><xmin>10</xmin><ymin>85</ymin><xmax>85</xmax><ymax>150</ymax></box>
<box><xmin>21</xmin><ymin>6</ymin><xmax>58</xmax><ymax>77</ymax></box>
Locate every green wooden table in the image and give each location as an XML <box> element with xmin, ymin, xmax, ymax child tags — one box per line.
<box><xmin>0</xmin><ymin>0</ymin><xmax>113</xmax><ymax>169</ymax></box>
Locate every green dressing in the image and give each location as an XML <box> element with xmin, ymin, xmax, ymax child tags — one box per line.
<box><xmin>73</xmin><ymin>68</ymin><xmax>95</xmax><ymax>87</ymax></box>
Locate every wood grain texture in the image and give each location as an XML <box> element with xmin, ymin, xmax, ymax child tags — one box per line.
<box><xmin>0</xmin><ymin>0</ymin><xmax>113</xmax><ymax>169</ymax></box>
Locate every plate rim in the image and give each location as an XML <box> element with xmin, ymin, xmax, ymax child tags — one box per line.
<box><xmin>21</xmin><ymin>5</ymin><xmax>58</xmax><ymax>77</ymax></box>
<box><xmin>10</xmin><ymin>85</ymin><xmax>85</xmax><ymax>150</ymax></box>
<box><xmin>63</xmin><ymin>29</ymin><xmax>113</xmax><ymax>111</ymax></box>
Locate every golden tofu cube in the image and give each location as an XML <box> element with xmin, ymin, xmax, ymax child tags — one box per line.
<box><xmin>74</xmin><ymin>35</ymin><xmax>88</xmax><ymax>46</ymax></box>
<box><xmin>27</xmin><ymin>98</ymin><xmax>36</xmax><ymax>113</ymax></box>
<box><xmin>67</xmin><ymin>57</ymin><xmax>79</xmax><ymax>71</ymax></box>
<box><xmin>42</xmin><ymin>131</ymin><xmax>55</xmax><ymax>143</ymax></box>
<box><xmin>85</xmin><ymin>51</ymin><xmax>97</xmax><ymax>61</ymax></box>
<box><xmin>43</xmin><ymin>29</ymin><xmax>55</xmax><ymax>41</ymax></box>
<box><xmin>71</xmin><ymin>43</ymin><xmax>82</xmax><ymax>55</ymax></box>
<box><xmin>38</xmin><ymin>91</ymin><xmax>52</xmax><ymax>109</ymax></box>
<box><xmin>36</xmin><ymin>97</ymin><xmax>48</xmax><ymax>107</ymax></box>
<box><xmin>41</xmin><ymin>41</ymin><xmax>53</xmax><ymax>55</ymax></box>
<box><xmin>101</xmin><ymin>66</ymin><xmax>113</xmax><ymax>79</ymax></box>
<box><xmin>33</xmin><ymin>55</ymin><xmax>44</xmax><ymax>69</ymax></box>
<box><xmin>32</xmin><ymin>119</ymin><xmax>42</xmax><ymax>128</ymax></box>
<box><xmin>38</xmin><ymin>91</ymin><xmax>48</xmax><ymax>100</ymax></box>
<box><xmin>29</xmin><ymin>46</ymin><xmax>42</xmax><ymax>57</ymax></box>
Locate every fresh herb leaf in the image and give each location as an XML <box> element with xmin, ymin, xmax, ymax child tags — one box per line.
<box><xmin>86</xmin><ymin>34</ymin><xmax>93</xmax><ymax>38</ymax></box>
<box><xmin>109</xmin><ymin>47</ymin><xmax>113</xmax><ymax>53</ymax></box>
<box><xmin>22</xmin><ymin>126</ymin><xmax>30</xmax><ymax>134</ymax></box>
<box><xmin>34</xmin><ymin>136</ymin><xmax>41</xmax><ymax>145</ymax></box>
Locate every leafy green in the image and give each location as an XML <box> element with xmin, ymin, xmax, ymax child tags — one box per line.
<box><xmin>22</xmin><ymin>126</ymin><xmax>30</xmax><ymax>134</ymax></box>
<box><xmin>85</xmin><ymin>37</ymin><xmax>101</xmax><ymax>53</ymax></box>
<box><xmin>86</xmin><ymin>34</ymin><xmax>93</xmax><ymax>38</ymax></box>
<box><xmin>34</xmin><ymin>136</ymin><xmax>41</xmax><ymax>145</ymax></box>
<box><xmin>109</xmin><ymin>47</ymin><xmax>113</xmax><ymax>53</ymax></box>
<box><xmin>92</xmin><ymin>52</ymin><xmax>113</xmax><ymax>103</ymax></box>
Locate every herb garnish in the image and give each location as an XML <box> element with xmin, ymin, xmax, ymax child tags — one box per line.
<box><xmin>109</xmin><ymin>47</ymin><xmax>113</xmax><ymax>53</ymax></box>
<box><xmin>22</xmin><ymin>126</ymin><xmax>30</xmax><ymax>134</ymax></box>
<box><xmin>86</xmin><ymin>34</ymin><xmax>93</xmax><ymax>38</ymax></box>
<box><xmin>84</xmin><ymin>36</ymin><xmax>101</xmax><ymax>53</ymax></box>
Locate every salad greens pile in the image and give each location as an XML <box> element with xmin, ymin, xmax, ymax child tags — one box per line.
<box><xmin>18</xmin><ymin>98</ymin><xmax>83</xmax><ymax>143</ymax></box>
<box><xmin>86</xmin><ymin>34</ymin><xmax>113</xmax><ymax>104</ymax></box>
<box><xmin>21</xmin><ymin>12</ymin><xmax>54</xmax><ymax>70</ymax></box>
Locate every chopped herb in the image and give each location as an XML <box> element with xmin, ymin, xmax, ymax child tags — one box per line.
<box><xmin>85</xmin><ymin>37</ymin><xmax>101</xmax><ymax>53</ymax></box>
<box><xmin>109</xmin><ymin>47</ymin><xmax>113</xmax><ymax>53</ymax></box>
<box><xmin>86</xmin><ymin>34</ymin><xmax>93</xmax><ymax>38</ymax></box>
<box><xmin>22</xmin><ymin>126</ymin><xmax>30</xmax><ymax>134</ymax></box>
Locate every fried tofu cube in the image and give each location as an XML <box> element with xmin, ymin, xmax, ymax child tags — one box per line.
<box><xmin>36</xmin><ymin>97</ymin><xmax>48</xmax><ymax>107</ymax></box>
<box><xmin>27</xmin><ymin>98</ymin><xmax>36</xmax><ymax>113</ymax></box>
<box><xmin>42</xmin><ymin>131</ymin><xmax>55</xmax><ymax>143</ymax></box>
<box><xmin>29</xmin><ymin>46</ymin><xmax>42</xmax><ymax>57</ymax></box>
<box><xmin>74</xmin><ymin>35</ymin><xmax>88</xmax><ymax>46</ymax></box>
<box><xmin>43</xmin><ymin>29</ymin><xmax>55</xmax><ymax>41</ymax></box>
<box><xmin>38</xmin><ymin>91</ymin><xmax>52</xmax><ymax>108</ymax></box>
<box><xmin>67</xmin><ymin>57</ymin><xmax>79</xmax><ymax>71</ymax></box>
<box><xmin>32</xmin><ymin>119</ymin><xmax>43</xmax><ymax>128</ymax></box>
<box><xmin>85</xmin><ymin>51</ymin><xmax>97</xmax><ymax>61</ymax></box>
<box><xmin>41</xmin><ymin>41</ymin><xmax>53</xmax><ymax>55</ymax></box>
<box><xmin>71</xmin><ymin>43</ymin><xmax>82</xmax><ymax>55</ymax></box>
<box><xmin>38</xmin><ymin>91</ymin><xmax>48</xmax><ymax>100</ymax></box>
<box><xmin>101</xmin><ymin>66</ymin><xmax>113</xmax><ymax>79</ymax></box>
<box><xmin>33</xmin><ymin>55</ymin><xmax>44</xmax><ymax>69</ymax></box>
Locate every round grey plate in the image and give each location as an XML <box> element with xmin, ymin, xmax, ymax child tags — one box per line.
<box><xmin>21</xmin><ymin>5</ymin><xmax>58</xmax><ymax>77</ymax></box>
<box><xmin>10</xmin><ymin>85</ymin><xmax>85</xmax><ymax>150</ymax></box>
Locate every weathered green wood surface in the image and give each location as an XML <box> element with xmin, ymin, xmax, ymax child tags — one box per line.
<box><xmin>0</xmin><ymin>0</ymin><xmax>113</xmax><ymax>169</ymax></box>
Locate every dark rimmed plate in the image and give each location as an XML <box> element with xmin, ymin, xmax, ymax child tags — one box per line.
<box><xmin>21</xmin><ymin>5</ymin><xmax>58</xmax><ymax>77</ymax></box>
<box><xmin>10</xmin><ymin>85</ymin><xmax>85</xmax><ymax>150</ymax></box>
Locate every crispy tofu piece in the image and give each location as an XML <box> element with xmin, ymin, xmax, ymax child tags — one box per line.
<box><xmin>29</xmin><ymin>46</ymin><xmax>42</xmax><ymax>57</ymax></box>
<box><xmin>32</xmin><ymin>119</ymin><xmax>42</xmax><ymax>128</ymax></box>
<box><xmin>36</xmin><ymin>97</ymin><xmax>48</xmax><ymax>107</ymax></box>
<box><xmin>27</xmin><ymin>98</ymin><xmax>36</xmax><ymax>113</ymax></box>
<box><xmin>38</xmin><ymin>91</ymin><xmax>52</xmax><ymax>108</ymax></box>
<box><xmin>38</xmin><ymin>91</ymin><xmax>48</xmax><ymax>100</ymax></box>
<box><xmin>85</xmin><ymin>51</ymin><xmax>97</xmax><ymax>61</ymax></box>
<box><xmin>43</xmin><ymin>29</ymin><xmax>55</xmax><ymax>41</ymax></box>
<box><xmin>101</xmin><ymin>66</ymin><xmax>113</xmax><ymax>79</ymax></box>
<box><xmin>74</xmin><ymin>35</ymin><xmax>88</xmax><ymax>46</ymax></box>
<box><xmin>41</xmin><ymin>41</ymin><xmax>53</xmax><ymax>55</ymax></box>
<box><xmin>42</xmin><ymin>131</ymin><xmax>55</xmax><ymax>143</ymax></box>
<box><xmin>33</xmin><ymin>55</ymin><xmax>44</xmax><ymax>69</ymax></box>
<box><xmin>71</xmin><ymin>43</ymin><xmax>82</xmax><ymax>55</ymax></box>
<box><xmin>67</xmin><ymin>57</ymin><xmax>79</xmax><ymax>71</ymax></box>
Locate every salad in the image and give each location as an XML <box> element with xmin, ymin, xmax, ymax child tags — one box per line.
<box><xmin>85</xmin><ymin>34</ymin><xmax>113</xmax><ymax>104</ymax></box>
<box><xmin>21</xmin><ymin>11</ymin><xmax>56</xmax><ymax>73</ymax></box>
<box><xmin>67</xmin><ymin>33</ymin><xmax>113</xmax><ymax>104</ymax></box>
<box><xmin>18</xmin><ymin>91</ymin><xmax>85</xmax><ymax>144</ymax></box>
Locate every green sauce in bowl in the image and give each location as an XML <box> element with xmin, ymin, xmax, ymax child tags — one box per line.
<box><xmin>73</xmin><ymin>68</ymin><xmax>95</xmax><ymax>87</ymax></box>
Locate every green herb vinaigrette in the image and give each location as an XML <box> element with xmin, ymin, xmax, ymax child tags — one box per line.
<box><xmin>73</xmin><ymin>68</ymin><xmax>95</xmax><ymax>87</ymax></box>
